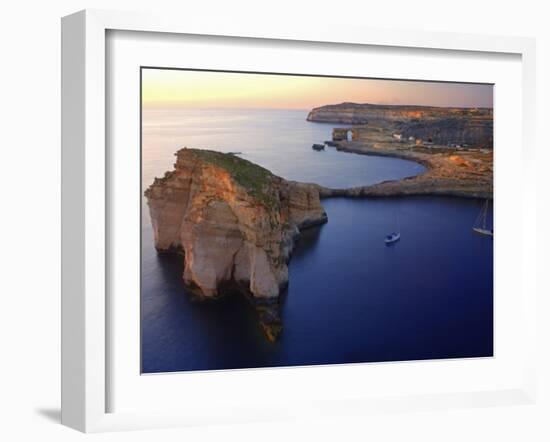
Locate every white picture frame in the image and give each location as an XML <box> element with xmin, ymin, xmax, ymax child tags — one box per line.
<box><xmin>61</xmin><ymin>9</ymin><xmax>537</xmax><ymax>433</ymax></box>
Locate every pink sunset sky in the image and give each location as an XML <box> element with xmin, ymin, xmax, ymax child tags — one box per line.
<box><xmin>142</xmin><ymin>68</ymin><xmax>493</xmax><ymax>110</ymax></box>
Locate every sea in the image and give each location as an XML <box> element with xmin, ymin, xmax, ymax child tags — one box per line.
<box><xmin>141</xmin><ymin>107</ymin><xmax>493</xmax><ymax>373</ymax></box>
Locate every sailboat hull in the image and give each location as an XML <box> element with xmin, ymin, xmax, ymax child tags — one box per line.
<box><xmin>473</xmin><ymin>227</ymin><xmax>493</xmax><ymax>237</ymax></box>
<box><xmin>385</xmin><ymin>233</ymin><xmax>401</xmax><ymax>244</ymax></box>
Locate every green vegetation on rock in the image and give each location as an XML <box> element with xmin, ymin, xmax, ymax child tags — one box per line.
<box><xmin>188</xmin><ymin>149</ymin><xmax>279</xmax><ymax>210</ymax></box>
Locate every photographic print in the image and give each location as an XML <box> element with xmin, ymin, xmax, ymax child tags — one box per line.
<box><xmin>141</xmin><ymin>69</ymin><xmax>493</xmax><ymax>374</ymax></box>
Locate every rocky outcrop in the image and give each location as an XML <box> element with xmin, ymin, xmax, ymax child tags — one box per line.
<box><xmin>308</xmin><ymin>102</ymin><xmax>493</xmax><ymax>148</ymax></box>
<box><xmin>307</xmin><ymin>102</ymin><xmax>493</xmax><ymax>124</ymax></box>
<box><xmin>313</xmin><ymin>144</ymin><xmax>493</xmax><ymax>200</ymax></box>
<box><xmin>397</xmin><ymin>118</ymin><xmax>493</xmax><ymax>148</ymax></box>
<box><xmin>145</xmin><ymin>148</ymin><xmax>327</xmax><ymax>341</ymax></box>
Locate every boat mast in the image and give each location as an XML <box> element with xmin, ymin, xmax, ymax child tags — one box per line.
<box><xmin>474</xmin><ymin>199</ymin><xmax>489</xmax><ymax>230</ymax></box>
<box><xmin>482</xmin><ymin>200</ymin><xmax>488</xmax><ymax>230</ymax></box>
<box><xmin>472</xmin><ymin>199</ymin><xmax>493</xmax><ymax>236</ymax></box>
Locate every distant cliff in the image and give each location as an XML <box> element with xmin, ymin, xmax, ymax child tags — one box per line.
<box><xmin>145</xmin><ymin>148</ymin><xmax>327</xmax><ymax>341</ymax></box>
<box><xmin>397</xmin><ymin>117</ymin><xmax>493</xmax><ymax>147</ymax></box>
<box><xmin>306</xmin><ymin>102</ymin><xmax>493</xmax><ymax>124</ymax></box>
<box><xmin>307</xmin><ymin>102</ymin><xmax>493</xmax><ymax>148</ymax></box>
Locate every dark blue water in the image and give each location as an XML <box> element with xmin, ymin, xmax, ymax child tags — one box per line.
<box><xmin>141</xmin><ymin>197</ymin><xmax>493</xmax><ymax>373</ymax></box>
<box><xmin>141</xmin><ymin>108</ymin><xmax>493</xmax><ymax>373</ymax></box>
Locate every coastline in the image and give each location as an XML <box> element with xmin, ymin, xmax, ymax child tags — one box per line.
<box><xmin>141</xmin><ymin>107</ymin><xmax>494</xmax><ymax>366</ymax></box>
<box><xmin>307</xmin><ymin>141</ymin><xmax>493</xmax><ymax>200</ymax></box>
<box><xmin>303</xmin><ymin>102</ymin><xmax>493</xmax><ymax>200</ymax></box>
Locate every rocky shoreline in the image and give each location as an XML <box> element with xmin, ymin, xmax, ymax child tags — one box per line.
<box><xmin>313</xmin><ymin>141</ymin><xmax>493</xmax><ymax>200</ymax></box>
<box><xmin>305</xmin><ymin>102</ymin><xmax>493</xmax><ymax>200</ymax></box>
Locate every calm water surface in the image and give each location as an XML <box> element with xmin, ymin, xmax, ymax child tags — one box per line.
<box><xmin>141</xmin><ymin>108</ymin><xmax>425</xmax><ymax>190</ymax></box>
<box><xmin>141</xmin><ymin>108</ymin><xmax>493</xmax><ymax>373</ymax></box>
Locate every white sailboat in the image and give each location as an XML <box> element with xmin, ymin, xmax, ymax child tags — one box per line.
<box><xmin>385</xmin><ymin>210</ymin><xmax>401</xmax><ymax>245</ymax></box>
<box><xmin>385</xmin><ymin>232</ymin><xmax>401</xmax><ymax>244</ymax></box>
<box><xmin>473</xmin><ymin>199</ymin><xmax>493</xmax><ymax>237</ymax></box>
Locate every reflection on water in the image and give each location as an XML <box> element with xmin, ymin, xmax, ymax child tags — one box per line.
<box><xmin>291</xmin><ymin>224</ymin><xmax>324</xmax><ymax>259</ymax></box>
<box><xmin>140</xmin><ymin>107</ymin><xmax>492</xmax><ymax>374</ymax></box>
<box><xmin>142</xmin><ymin>107</ymin><xmax>425</xmax><ymax>191</ymax></box>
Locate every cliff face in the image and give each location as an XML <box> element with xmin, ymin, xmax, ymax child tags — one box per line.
<box><xmin>397</xmin><ymin>118</ymin><xmax>493</xmax><ymax>147</ymax></box>
<box><xmin>307</xmin><ymin>102</ymin><xmax>493</xmax><ymax>148</ymax></box>
<box><xmin>306</xmin><ymin>102</ymin><xmax>493</xmax><ymax>124</ymax></box>
<box><xmin>145</xmin><ymin>149</ymin><xmax>327</xmax><ymax>339</ymax></box>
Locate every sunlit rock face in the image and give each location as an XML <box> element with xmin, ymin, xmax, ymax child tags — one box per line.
<box><xmin>145</xmin><ymin>148</ymin><xmax>327</xmax><ymax>340</ymax></box>
<box><xmin>307</xmin><ymin>102</ymin><xmax>493</xmax><ymax>148</ymax></box>
<box><xmin>307</xmin><ymin>102</ymin><xmax>493</xmax><ymax>123</ymax></box>
<box><xmin>397</xmin><ymin>118</ymin><xmax>493</xmax><ymax>148</ymax></box>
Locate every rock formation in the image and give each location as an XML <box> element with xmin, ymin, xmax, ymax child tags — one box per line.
<box><xmin>307</xmin><ymin>102</ymin><xmax>493</xmax><ymax>124</ymax></box>
<box><xmin>397</xmin><ymin>118</ymin><xmax>493</xmax><ymax>147</ymax></box>
<box><xmin>314</xmin><ymin>144</ymin><xmax>493</xmax><ymax>200</ymax></box>
<box><xmin>308</xmin><ymin>102</ymin><xmax>493</xmax><ymax>148</ymax></box>
<box><xmin>145</xmin><ymin>148</ymin><xmax>327</xmax><ymax>341</ymax></box>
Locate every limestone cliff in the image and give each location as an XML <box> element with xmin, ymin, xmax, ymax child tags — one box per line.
<box><xmin>306</xmin><ymin>102</ymin><xmax>493</xmax><ymax>124</ymax></box>
<box><xmin>396</xmin><ymin>118</ymin><xmax>493</xmax><ymax>147</ymax></box>
<box><xmin>307</xmin><ymin>102</ymin><xmax>493</xmax><ymax>148</ymax></box>
<box><xmin>145</xmin><ymin>148</ymin><xmax>327</xmax><ymax>340</ymax></box>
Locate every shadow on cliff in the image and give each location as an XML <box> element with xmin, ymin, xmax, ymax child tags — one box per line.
<box><xmin>142</xmin><ymin>223</ymin><xmax>326</xmax><ymax>365</ymax></box>
<box><xmin>150</xmin><ymin>251</ymin><xmax>277</xmax><ymax>360</ymax></box>
<box><xmin>277</xmin><ymin>223</ymin><xmax>325</xmax><ymax>308</ymax></box>
<box><xmin>290</xmin><ymin>224</ymin><xmax>325</xmax><ymax>262</ymax></box>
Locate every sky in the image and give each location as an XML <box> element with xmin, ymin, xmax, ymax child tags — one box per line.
<box><xmin>142</xmin><ymin>68</ymin><xmax>493</xmax><ymax>110</ymax></box>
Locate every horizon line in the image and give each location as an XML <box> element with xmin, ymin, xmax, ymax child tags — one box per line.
<box><xmin>142</xmin><ymin>101</ymin><xmax>494</xmax><ymax>111</ymax></box>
